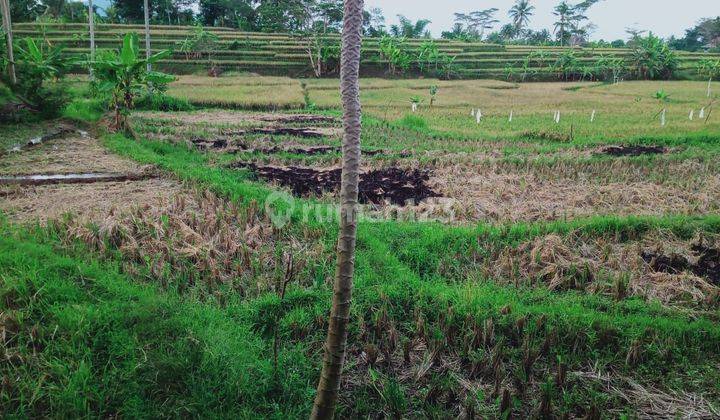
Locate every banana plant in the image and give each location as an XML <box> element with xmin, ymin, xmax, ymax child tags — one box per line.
<box><xmin>90</xmin><ymin>33</ymin><xmax>175</xmax><ymax>132</ymax></box>
<box><xmin>13</xmin><ymin>38</ymin><xmax>74</xmax><ymax>110</ymax></box>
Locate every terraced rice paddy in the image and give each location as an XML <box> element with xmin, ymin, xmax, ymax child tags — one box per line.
<box><xmin>14</xmin><ymin>22</ymin><xmax>720</xmax><ymax>78</ymax></box>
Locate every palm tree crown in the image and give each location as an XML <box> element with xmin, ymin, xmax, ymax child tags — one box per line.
<box><xmin>508</xmin><ymin>0</ymin><xmax>535</xmax><ymax>35</ymax></box>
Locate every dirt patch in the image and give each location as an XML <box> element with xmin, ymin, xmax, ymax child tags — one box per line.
<box><xmin>2</xmin><ymin>123</ymin><xmax>79</xmax><ymax>154</ymax></box>
<box><xmin>0</xmin><ymin>135</ymin><xmax>148</xmax><ymax>175</ymax></box>
<box><xmin>188</xmin><ymin>136</ymin><xmax>401</xmax><ymax>158</ymax></box>
<box><xmin>137</xmin><ymin>110</ymin><xmax>338</xmax><ymax>126</ymax></box>
<box><xmin>432</xmin><ymin>162</ymin><xmax>720</xmax><ymax>222</ymax></box>
<box><xmin>232</xmin><ymin>162</ymin><xmax>440</xmax><ymax>205</ymax></box>
<box><xmin>642</xmin><ymin>241</ymin><xmax>720</xmax><ymax>286</ymax></box>
<box><xmin>600</xmin><ymin>145</ymin><xmax>667</xmax><ymax>157</ymax></box>
<box><xmin>189</xmin><ymin>137</ymin><xmax>336</xmax><ymax>155</ymax></box>
<box><xmin>0</xmin><ymin>178</ymin><xmax>184</xmax><ymax>223</ymax></box>
<box><xmin>0</xmin><ymin>133</ymin><xmax>169</xmax><ymax>223</ymax></box>
<box><xmin>0</xmin><ymin>171</ymin><xmax>155</xmax><ymax>186</ymax></box>
<box><xmin>491</xmin><ymin>232</ymin><xmax>720</xmax><ymax>306</ymax></box>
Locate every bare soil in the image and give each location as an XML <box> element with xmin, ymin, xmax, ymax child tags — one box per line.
<box><xmin>231</xmin><ymin>162</ymin><xmax>441</xmax><ymax>205</ymax></box>
<box><xmin>0</xmin><ymin>179</ymin><xmax>184</xmax><ymax>223</ymax></box>
<box><xmin>0</xmin><ymin>133</ymin><xmax>176</xmax><ymax>223</ymax></box>
<box><xmin>432</xmin><ymin>163</ymin><xmax>720</xmax><ymax>222</ymax></box>
<box><xmin>642</xmin><ymin>241</ymin><xmax>720</xmax><ymax>286</ymax></box>
<box><xmin>0</xmin><ymin>134</ymin><xmax>149</xmax><ymax>175</ymax></box>
<box><xmin>490</xmin><ymin>232</ymin><xmax>720</xmax><ymax>307</ymax></box>
<box><xmin>599</xmin><ymin>145</ymin><xmax>667</xmax><ymax>157</ymax></box>
<box><xmin>136</xmin><ymin>110</ymin><xmax>338</xmax><ymax>126</ymax></box>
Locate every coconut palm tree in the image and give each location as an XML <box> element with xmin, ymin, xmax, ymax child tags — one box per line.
<box><xmin>390</xmin><ymin>15</ymin><xmax>431</xmax><ymax>38</ymax></box>
<box><xmin>88</xmin><ymin>0</ymin><xmax>95</xmax><ymax>70</ymax></box>
<box><xmin>508</xmin><ymin>0</ymin><xmax>535</xmax><ymax>38</ymax></box>
<box><xmin>553</xmin><ymin>1</ymin><xmax>573</xmax><ymax>46</ymax></box>
<box><xmin>311</xmin><ymin>0</ymin><xmax>364</xmax><ymax>418</ymax></box>
<box><xmin>144</xmin><ymin>0</ymin><xmax>151</xmax><ymax>71</ymax></box>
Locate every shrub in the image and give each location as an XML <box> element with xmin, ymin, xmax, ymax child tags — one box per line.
<box><xmin>630</xmin><ymin>33</ymin><xmax>678</xmax><ymax>80</ymax></box>
<box><xmin>13</xmin><ymin>38</ymin><xmax>74</xmax><ymax>117</ymax></box>
<box><xmin>90</xmin><ymin>33</ymin><xmax>175</xmax><ymax>132</ymax></box>
<box><xmin>379</xmin><ymin>36</ymin><xmax>412</xmax><ymax>76</ymax></box>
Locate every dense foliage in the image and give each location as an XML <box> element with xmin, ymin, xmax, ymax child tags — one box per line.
<box><xmin>90</xmin><ymin>33</ymin><xmax>175</xmax><ymax>131</ymax></box>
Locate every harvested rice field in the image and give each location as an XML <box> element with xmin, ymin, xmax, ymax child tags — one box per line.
<box><xmin>2</xmin><ymin>76</ymin><xmax>720</xmax><ymax>419</ymax></box>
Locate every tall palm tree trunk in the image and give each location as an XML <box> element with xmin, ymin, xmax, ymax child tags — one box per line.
<box><xmin>144</xmin><ymin>0</ymin><xmax>151</xmax><ymax>71</ymax></box>
<box><xmin>88</xmin><ymin>0</ymin><xmax>95</xmax><ymax>76</ymax></box>
<box><xmin>311</xmin><ymin>0</ymin><xmax>364</xmax><ymax>418</ymax></box>
<box><xmin>1</xmin><ymin>0</ymin><xmax>16</xmax><ymax>85</ymax></box>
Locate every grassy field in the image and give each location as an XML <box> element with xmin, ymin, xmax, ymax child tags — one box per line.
<box><xmin>169</xmin><ymin>76</ymin><xmax>720</xmax><ymax>141</ymax></box>
<box><xmin>2</xmin><ymin>74</ymin><xmax>720</xmax><ymax>417</ymax></box>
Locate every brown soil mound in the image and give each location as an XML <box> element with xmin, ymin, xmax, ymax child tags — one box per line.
<box><xmin>232</xmin><ymin>162</ymin><xmax>441</xmax><ymax>205</ymax></box>
<box><xmin>642</xmin><ymin>242</ymin><xmax>720</xmax><ymax>286</ymax></box>
<box><xmin>600</xmin><ymin>145</ymin><xmax>667</xmax><ymax>157</ymax></box>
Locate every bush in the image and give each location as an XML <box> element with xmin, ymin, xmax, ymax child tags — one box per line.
<box><xmin>630</xmin><ymin>33</ymin><xmax>678</xmax><ymax>80</ymax></box>
<box><xmin>12</xmin><ymin>38</ymin><xmax>74</xmax><ymax>117</ymax></box>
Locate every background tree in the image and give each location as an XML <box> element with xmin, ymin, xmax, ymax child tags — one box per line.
<box><xmin>552</xmin><ymin>1</ymin><xmax>573</xmax><ymax>46</ymax></box>
<box><xmin>112</xmin><ymin>0</ymin><xmax>145</xmax><ymax>22</ymax></box>
<box><xmin>363</xmin><ymin>7</ymin><xmax>385</xmax><ymax>37</ymax></box>
<box><xmin>553</xmin><ymin>0</ymin><xmax>601</xmax><ymax>46</ymax></box>
<box><xmin>8</xmin><ymin>0</ymin><xmax>41</xmax><ymax>21</ymax></box>
<box><xmin>199</xmin><ymin>0</ymin><xmax>255</xmax><ymax>28</ymax></box>
<box><xmin>311</xmin><ymin>0</ymin><xmax>364</xmax><ymax>417</ymax></box>
<box><xmin>454</xmin><ymin>9</ymin><xmax>499</xmax><ymax>41</ymax></box>
<box><xmin>508</xmin><ymin>0</ymin><xmax>535</xmax><ymax>39</ymax></box>
<box><xmin>313</xmin><ymin>0</ymin><xmax>344</xmax><ymax>33</ymax></box>
<box><xmin>390</xmin><ymin>15</ymin><xmax>431</xmax><ymax>38</ymax></box>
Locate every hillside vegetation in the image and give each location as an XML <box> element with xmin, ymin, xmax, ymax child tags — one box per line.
<box><xmin>14</xmin><ymin>22</ymin><xmax>720</xmax><ymax>80</ymax></box>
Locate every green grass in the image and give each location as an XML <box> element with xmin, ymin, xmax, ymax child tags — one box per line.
<box><xmin>3</xmin><ymin>204</ymin><xmax>720</xmax><ymax>417</ymax></box>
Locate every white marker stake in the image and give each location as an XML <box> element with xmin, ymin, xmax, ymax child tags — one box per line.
<box><xmin>509</xmin><ymin>110</ymin><xmax>513</xmax><ymax>123</ymax></box>
<box><xmin>590</xmin><ymin>110</ymin><xmax>596</xmax><ymax>123</ymax></box>
<box><xmin>661</xmin><ymin>109</ymin><xmax>666</xmax><ymax>127</ymax></box>
<box><xmin>412</xmin><ymin>103</ymin><xmax>417</xmax><ymax>113</ymax></box>
<box><xmin>555</xmin><ymin>111</ymin><xmax>560</xmax><ymax>124</ymax></box>
<box><xmin>476</xmin><ymin>110</ymin><xmax>482</xmax><ymax>124</ymax></box>
<box><xmin>700</xmin><ymin>108</ymin><xmax>705</xmax><ymax>119</ymax></box>
<box><xmin>689</xmin><ymin>109</ymin><xmax>694</xmax><ymax>121</ymax></box>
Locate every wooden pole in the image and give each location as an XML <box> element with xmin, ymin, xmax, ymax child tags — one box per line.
<box><xmin>1</xmin><ymin>0</ymin><xmax>16</xmax><ymax>85</ymax></box>
<box><xmin>144</xmin><ymin>0</ymin><xmax>151</xmax><ymax>71</ymax></box>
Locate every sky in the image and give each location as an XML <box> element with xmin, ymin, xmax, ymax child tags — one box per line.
<box><xmin>364</xmin><ymin>0</ymin><xmax>716</xmax><ymax>41</ymax></box>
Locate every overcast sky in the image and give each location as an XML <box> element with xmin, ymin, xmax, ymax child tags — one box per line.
<box><xmin>365</xmin><ymin>0</ymin><xmax>716</xmax><ymax>41</ymax></box>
